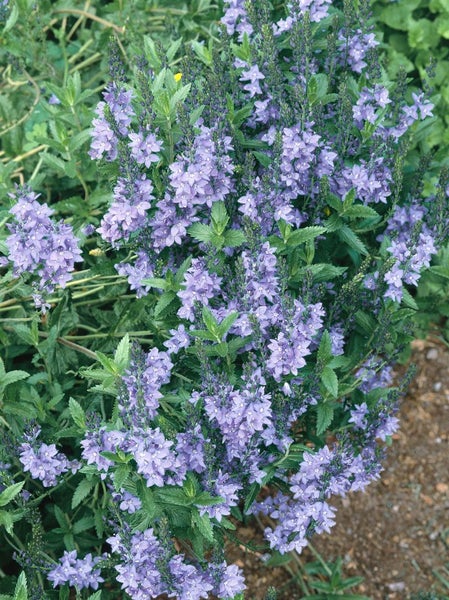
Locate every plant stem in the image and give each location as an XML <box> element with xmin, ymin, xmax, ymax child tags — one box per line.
<box><xmin>52</xmin><ymin>8</ymin><xmax>124</xmax><ymax>34</ymax></box>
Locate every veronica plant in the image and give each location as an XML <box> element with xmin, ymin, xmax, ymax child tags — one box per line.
<box><xmin>0</xmin><ymin>0</ymin><xmax>448</xmax><ymax>598</ymax></box>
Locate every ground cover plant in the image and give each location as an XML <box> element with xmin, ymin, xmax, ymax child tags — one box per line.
<box><xmin>0</xmin><ymin>0</ymin><xmax>448</xmax><ymax>598</ymax></box>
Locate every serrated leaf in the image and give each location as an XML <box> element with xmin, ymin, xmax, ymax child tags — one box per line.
<box><xmin>211</xmin><ymin>201</ymin><xmax>229</xmax><ymax>229</ymax></box>
<box><xmin>338</xmin><ymin>225</ymin><xmax>368</xmax><ymax>255</ymax></box>
<box><xmin>113</xmin><ymin>464</ymin><xmax>131</xmax><ymax>492</ymax></box>
<box><xmin>202</xmin><ymin>305</ymin><xmax>219</xmax><ymax>335</ymax></box>
<box><xmin>13</xmin><ymin>572</ymin><xmax>27</xmax><ymax>600</ymax></box>
<box><xmin>401</xmin><ymin>287</ymin><xmax>418</xmax><ymax>310</ymax></box>
<box><xmin>72</xmin><ymin>478</ymin><xmax>96</xmax><ymax>509</ymax></box>
<box><xmin>154</xmin><ymin>291</ymin><xmax>177</xmax><ymax>318</ymax></box>
<box><xmin>95</xmin><ymin>352</ymin><xmax>118</xmax><ymax>374</ymax></box>
<box><xmin>72</xmin><ymin>516</ymin><xmax>95</xmax><ymax>535</ymax></box>
<box><xmin>321</xmin><ymin>366</ymin><xmax>338</xmax><ymax>398</ymax></box>
<box><xmin>68</xmin><ymin>397</ymin><xmax>86</xmax><ymax>430</ymax></box>
<box><xmin>188</xmin><ymin>223</ymin><xmax>213</xmax><ymax>243</ymax></box>
<box><xmin>40</xmin><ymin>153</ymin><xmax>68</xmax><ymax>176</ymax></box>
<box><xmin>141</xmin><ymin>277</ymin><xmax>168</xmax><ymax>290</ymax></box>
<box><xmin>86</xmin><ymin>592</ymin><xmax>102</xmax><ymax>600</ymax></box>
<box><xmin>355</xmin><ymin>310</ymin><xmax>377</xmax><ymax>334</ymax></box>
<box><xmin>223</xmin><ymin>229</ymin><xmax>246</xmax><ymax>247</ymax></box>
<box><xmin>316</xmin><ymin>403</ymin><xmax>335</xmax><ymax>435</ymax></box>
<box><xmin>217</xmin><ymin>312</ymin><xmax>239</xmax><ymax>338</ymax></box>
<box><xmin>191</xmin><ymin>510</ymin><xmax>215</xmax><ymax>542</ymax></box>
<box><xmin>286</xmin><ymin>226</ymin><xmax>327</xmax><ymax>246</ymax></box>
<box><xmin>114</xmin><ymin>334</ymin><xmax>130</xmax><ymax>371</ymax></box>
<box><xmin>1</xmin><ymin>370</ymin><xmax>29</xmax><ymax>387</ymax></box>
<box><xmin>344</xmin><ymin>204</ymin><xmax>380</xmax><ymax>219</ymax></box>
<box><xmin>317</xmin><ymin>330</ymin><xmax>333</xmax><ymax>364</ymax></box>
<box><xmin>0</xmin><ymin>482</ymin><xmax>24</xmax><ymax>507</ymax></box>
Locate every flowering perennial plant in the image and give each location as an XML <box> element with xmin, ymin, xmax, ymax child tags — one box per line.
<box><xmin>1</xmin><ymin>0</ymin><xmax>448</xmax><ymax>598</ymax></box>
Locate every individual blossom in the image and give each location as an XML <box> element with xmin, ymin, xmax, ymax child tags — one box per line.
<box><xmin>48</xmin><ymin>551</ymin><xmax>104</xmax><ymax>590</ymax></box>
<box><xmin>128</xmin><ymin>129</ymin><xmax>162</xmax><ymax>167</ymax></box>
<box><xmin>6</xmin><ymin>187</ymin><xmax>82</xmax><ymax>308</ymax></box>
<box><xmin>115</xmin><ymin>250</ymin><xmax>155</xmax><ymax>298</ymax></box>
<box><xmin>240</xmin><ymin>64</ymin><xmax>265</xmax><ymax>98</ymax></box>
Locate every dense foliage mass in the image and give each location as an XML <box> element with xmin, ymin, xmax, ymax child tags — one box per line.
<box><xmin>0</xmin><ymin>0</ymin><xmax>448</xmax><ymax>599</ymax></box>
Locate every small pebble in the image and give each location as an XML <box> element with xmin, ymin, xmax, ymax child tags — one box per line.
<box><xmin>433</xmin><ymin>381</ymin><xmax>442</xmax><ymax>392</ymax></box>
<box><xmin>426</xmin><ymin>348</ymin><xmax>438</xmax><ymax>360</ymax></box>
<box><xmin>386</xmin><ymin>582</ymin><xmax>406</xmax><ymax>592</ymax></box>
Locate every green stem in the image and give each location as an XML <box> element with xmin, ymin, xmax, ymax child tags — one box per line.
<box><xmin>37</xmin><ymin>331</ymin><xmax>97</xmax><ymax>360</ymax></box>
<box><xmin>307</xmin><ymin>541</ymin><xmax>333</xmax><ymax>577</ymax></box>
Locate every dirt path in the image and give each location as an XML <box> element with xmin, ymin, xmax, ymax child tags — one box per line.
<box><xmin>230</xmin><ymin>339</ymin><xmax>449</xmax><ymax>599</ymax></box>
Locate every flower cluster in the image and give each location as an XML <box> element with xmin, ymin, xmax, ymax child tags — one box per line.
<box><xmin>107</xmin><ymin>527</ymin><xmax>245</xmax><ymax>600</ymax></box>
<box><xmin>47</xmin><ymin>551</ymin><xmax>104</xmax><ymax>590</ymax></box>
<box><xmin>19</xmin><ymin>429</ymin><xmax>79</xmax><ymax>488</ymax></box>
<box><xmin>4</xmin><ymin>187</ymin><xmax>82</xmax><ymax>309</ymax></box>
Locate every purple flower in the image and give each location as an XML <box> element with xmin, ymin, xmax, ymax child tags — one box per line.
<box><xmin>19</xmin><ymin>441</ymin><xmax>78</xmax><ymax>487</ymax></box>
<box><xmin>339</xmin><ymin>29</ymin><xmax>379</xmax><ymax>74</ymax></box>
<box><xmin>121</xmin><ymin>347</ymin><xmax>173</xmax><ymax>422</ymax></box>
<box><xmin>6</xmin><ymin>187</ymin><xmax>82</xmax><ymax>308</ymax></box>
<box><xmin>240</xmin><ymin>64</ymin><xmax>265</xmax><ymax>98</ymax></box>
<box><xmin>115</xmin><ymin>250</ymin><xmax>155</xmax><ymax>298</ymax></box>
<box><xmin>97</xmin><ymin>175</ymin><xmax>154</xmax><ymax>247</ymax></box>
<box><xmin>48</xmin><ymin>551</ymin><xmax>104</xmax><ymax>590</ymax></box>
<box><xmin>177</xmin><ymin>258</ymin><xmax>222</xmax><ymax>322</ymax></box>
<box><xmin>128</xmin><ymin>129</ymin><xmax>162</xmax><ymax>167</ymax></box>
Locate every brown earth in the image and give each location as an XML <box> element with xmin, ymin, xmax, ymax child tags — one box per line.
<box><xmin>229</xmin><ymin>338</ymin><xmax>449</xmax><ymax>599</ymax></box>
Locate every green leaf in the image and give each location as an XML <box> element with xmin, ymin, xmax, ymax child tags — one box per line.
<box><xmin>378</xmin><ymin>4</ymin><xmax>414</xmax><ymax>30</ymax></box>
<box><xmin>223</xmin><ymin>229</ymin><xmax>246</xmax><ymax>247</ymax></box>
<box><xmin>286</xmin><ymin>226</ymin><xmax>326</xmax><ymax>246</ymax></box>
<box><xmin>344</xmin><ymin>205</ymin><xmax>379</xmax><ymax>220</ymax></box>
<box><xmin>154</xmin><ymin>291</ymin><xmax>177</xmax><ymax>318</ymax></box>
<box><xmin>191</xmin><ymin>510</ymin><xmax>214</xmax><ymax>542</ymax></box>
<box><xmin>40</xmin><ymin>153</ymin><xmax>68</xmax><ymax>176</ymax></box>
<box><xmin>3</xmin><ymin>3</ymin><xmax>19</xmax><ymax>32</ymax></box>
<box><xmin>95</xmin><ymin>352</ymin><xmax>118</xmax><ymax>374</ymax></box>
<box><xmin>188</xmin><ymin>223</ymin><xmax>213</xmax><ymax>243</ymax></box>
<box><xmin>0</xmin><ymin>482</ymin><xmax>24</xmax><ymax>507</ymax></box>
<box><xmin>217</xmin><ymin>312</ymin><xmax>239</xmax><ymax>338</ymax></box>
<box><xmin>141</xmin><ymin>277</ymin><xmax>168</xmax><ymax>290</ymax></box>
<box><xmin>114</xmin><ymin>334</ymin><xmax>130</xmax><ymax>371</ymax></box>
<box><xmin>401</xmin><ymin>287</ymin><xmax>418</xmax><ymax>310</ymax></box>
<box><xmin>337</xmin><ymin>225</ymin><xmax>368</xmax><ymax>255</ymax></box>
<box><xmin>72</xmin><ymin>478</ymin><xmax>96</xmax><ymax>510</ymax></box>
<box><xmin>202</xmin><ymin>305</ymin><xmax>219</xmax><ymax>336</ymax></box>
<box><xmin>86</xmin><ymin>592</ymin><xmax>102</xmax><ymax>600</ymax></box>
<box><xmin>0</xmin><ymin>370</ymin><xmax>29</xmax><ymax>387</ymax></box>
<box><xmin>13</xmin><ymin>572</ymin><xmax>27</xmax><ymax>600</ymax></box>
<box><xmin>355</xmin><ymin>310</ymin><xmax>377</xmax><ymax>334</ymax></box>
<box><xmin>113</xmin><ymin>464</ymin><xmax>131</xmax><ymax>492</ymax></box>
<box><xmin>317</xmin><ymin>330</ymin><xmax>333</xmax><ymax>365</ymax></box>
<box><xmin>321</xmin><ymin>366</ymin><xmax>339</xmax><ymax>398</ymax></box>
<box><xmin>316</xmin><ymin>403</ymin><xmax>335</xmax><ymax>435</ymax></box>
<box><xmin>211</xmin><ymin>201</ymin><xmax>229</xmax><ymax>232</ymax></box>
<box><xmin>68</xmin><ymin>397</ymin><xmax>86</xmax><ymax>430</ymax></box>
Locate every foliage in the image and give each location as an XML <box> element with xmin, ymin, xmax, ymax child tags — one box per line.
<box><xmin>372</xmin><ymin>0</ymin><xmax>449</xmax><ymax>157</ymax></box>
<box><xmin>0</xmin><ymin>0</ymin><xmax>448</xmax><ymax>598</ymax></box>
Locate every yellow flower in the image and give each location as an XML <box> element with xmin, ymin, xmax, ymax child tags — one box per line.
<box><xmin>174</xmin><ymin>72</ymin><xmax>182</xmax><ymax>82</ymax></box>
